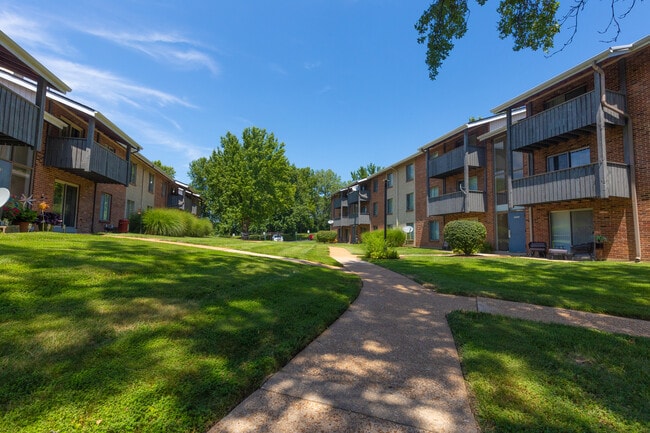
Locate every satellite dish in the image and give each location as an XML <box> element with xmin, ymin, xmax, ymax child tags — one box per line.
<box><xmin>0</xmin><ymin>188</ymin><xmax>9</xmax><ymax>208</ymax></box>
<box><xmin>327</xmin><ymin>220</ymin><xmax>334</xmax><ymax>225</ymax></box>
<box><xmin>402</xmin><ymin>226</ymin><xmax>414</xmax><ymax>234</ymax></box>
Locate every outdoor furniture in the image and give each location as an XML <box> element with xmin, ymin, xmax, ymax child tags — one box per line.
<box><xmin>528</xmin><ymin>241</ymin><xmax>547</xmax><ymax>257</ymax></box>
<box><xmin>570</xmin><ymin>242</ymin><xmax>595</xmax><ymax>260</ymax></box>
<box><xmin>0</xmin><ymin>226</ymin><xmax>6</xmax><ymax>234</ymax></box>
<box><xmin>548</xmin><ymin>248</ymin><xmax>569</xmax><ymax>260</ymax></box>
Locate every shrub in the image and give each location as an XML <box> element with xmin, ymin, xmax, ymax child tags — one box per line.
<box><xmin>480</xmin><ymin>240</ymin><xmax>493</xmax><ymax>253</ymax></box>
<box><xmin>141</xmin><ymin>209</ymin><xmax>213</xmax><ymax>237</ymax></box>
<box><xmin>443</xmin><ymin>220</ymin><xmax>487</xmax><ymax>255</ymax></box>
<box><xmin>315</xmin><ymin>230</ymin><xmax>338</xmax><ymax>243</ymax></box>
<box><xmin>361</xmin><ymin>230</ymin><xmax>399</xmax><ymax>259</ymax></box>
<box><xmin>385</xmin><ymin>228</ymin><xmax>407</xmax><ymax>247</ymax></box>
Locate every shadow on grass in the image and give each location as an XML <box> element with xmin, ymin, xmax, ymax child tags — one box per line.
<box><xmin>449</xmin><ymin>311</ymin><xmax>650</xmax><ymax>433</ymax></box>
<box><xmin>0</xmin><ymin>235</ymin><xmax>359</xmax><ymax>432</ymax></box>
<box><xmin>372</xmin><ymin>256</ymin><xmax>650</xmax><ymax>319</ymax></box>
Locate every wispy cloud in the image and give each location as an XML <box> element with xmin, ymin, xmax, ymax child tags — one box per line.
<box><xmin>304</xmin><ymin>61</ymin><xmax>322</xmax><ymax>70</ymax></box>
<box><xmin>269</xmin><ymin>63</ymin><xmax>288</xmax><ymax>75</ymax></box>
<box><xmin>76</xmin><ymin>28</ymin><xmax>220</xmax><ymax>75</ymax></box>
<box><xmin>0</xmin><ymin>10</ymin><xmax>76</xmax><ymax>55</ymax></box>
<box><xmin>43</xmin><ymin>57</ymin><xmax>196</xmax><ymax>110</ymax></box>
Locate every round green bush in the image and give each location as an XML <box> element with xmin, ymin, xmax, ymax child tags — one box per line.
<box><xmin>315</xmin><ymin>230</ymin><xmax>338</xmax><ymax>243</ymax></box>
<box><xmin>443</xmin><ymin>220</ymin><xmax>487</xmax><ymax>255</ymax></box>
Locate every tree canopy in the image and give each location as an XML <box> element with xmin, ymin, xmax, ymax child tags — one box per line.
<box><xmin>152</xmin><ymin>160</ymin><xmax>176</xmax><ymax>179</ymax></box>
<box><xmin>350</xmin><ymin>163</ymin><xmax>383</xmax><ymax>181</ymax></box>
<box><xmin>416</xmin><ymin>0</ymin><xmax>641</xmax><ymax>80</ymax></box>
<box><xmin>188</xmin><ymin>127</ymin><xmax>295</xmax><ymax>235</ymax></box>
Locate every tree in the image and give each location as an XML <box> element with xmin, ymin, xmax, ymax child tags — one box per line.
<box><xmin>313</xmin><ymin>169</ymin><xmax>344</xmax><ymax>230</ymax></box>
<box><xmin>152</xmin><ymin>160</ymin><xmax>176</xmax><ymax>179</ymax></box>
<box><xmin>416</xmin><ymin>0</ymin><xmax>641</xmax><ymax>80</ymax></box>
<box><xmin>350</xmin><ymin>163</ymin><xmax>383</xmax><ymax>181</ymax></box>
<box><xmin>188</xmin><ymin>127</ymin><xmax>295</xmax><ymax>236</ymax></box>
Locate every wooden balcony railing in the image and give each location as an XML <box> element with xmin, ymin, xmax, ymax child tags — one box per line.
<box><xmin>512</xmin><ymin>162</ymin><xmax>630</xmax><ymax>206</ymax></box>
<box><xmin>511</xmin><ymin>90</ymin><xmax>626</xmax><ymax>151</ymax></box>
<box><xmin>0</xmin><ymin>84</ymin><xmax>39</xmax><ymax>147</ymax></box>
<box><xmin>429</xmin><ymin>145</ymin><xmax>485</xmax><ymax>178</ymax></box>
<box><xmin>427</xmin><ymin>191</ymin><xmax>486</xmax><ymax>216</ymax></box>
<box><xmin>45</xmin><ymin>137</ymin><xmax>128</xmax><ymax>185</ymax></box>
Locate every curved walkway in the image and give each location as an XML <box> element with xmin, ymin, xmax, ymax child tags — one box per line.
<box><xmin>209</xmin><ymin>246</ymin><xmax>650</xmax><ymax>433</ymax></box>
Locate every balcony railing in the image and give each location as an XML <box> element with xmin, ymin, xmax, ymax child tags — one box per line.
<box><xmin>0</xmin><ymin>84</ymin><xmax>39</xmax><ymax>147</ymax></box>
<box><xmin>45</xmin><ymin>137</ymin><xmax>128</xmax><ymax>184</ymax></box>
<box><xmin>347</xmin><ymin>190</ymin><xmax>370</xmax><ymax>203</ymax></box>
<box><xmin>331</xmin><ymin>213</ymin><xmax>370</xmax><ymax>227</ymax></box>
<box><xmin>511</xmin><ymin>90</ymin><xmax>626</xmax><ymax>151</ymax></box>
<box><xmin>429</xmin><ymin>145</ymin><xmax>485</xmax><ymax>178</ymax></box>
<box><xmin>512</xmin><ymin>162</ymin><xmax>630</xmax><ymax>206</ymax></box>
<box><xmin>427</xmin><ymin>191</ymin><xmax>486</xmax><ymax>216</ymax></box>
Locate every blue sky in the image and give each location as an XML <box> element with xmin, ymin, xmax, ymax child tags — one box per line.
<box><xmin>1</xmin><ymin>1</ymin><xmax>648</xmax><ymax>184</ymax></box>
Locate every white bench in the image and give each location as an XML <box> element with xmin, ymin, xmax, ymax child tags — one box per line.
<box><xmin>548</xmin><ymin>248</ymin><xmax>568</xmax><ymax>260</ymax></box>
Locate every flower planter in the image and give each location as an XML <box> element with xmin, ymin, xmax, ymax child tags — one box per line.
<box><xmin>18</xmin><ymin>222</ymin><xmax>31</xmax><ymax>232</ymax></box>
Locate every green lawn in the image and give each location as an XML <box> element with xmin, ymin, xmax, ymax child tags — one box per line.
<box><xmin>448</xmin><ymin>311</ymin><xmax>650</xmax><ymax>433</ymax></box>
<box><xmin>0</xmin><ymin>233</ymin><xmax>360</xmax><ymax>432</ymax></box>
<box><xmin>117</xmin><ymin>234</ymin><xmax>341</xmax><ymax>267</ymax></box>
<box><xmin>370</xmin><ymin>255</ymin><xmax>650</xmax><ymax>319</ymax></box>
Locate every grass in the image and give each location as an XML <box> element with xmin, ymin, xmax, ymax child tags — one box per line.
<box><xmin>116</xmin><ymin>234</ymin><xmax>341</xmax><ymax>267</ymax></box>
<box><xmin>0</xmin><ymin>233</ymin><xmax>360</xmax><ymax>432</ymax></box>
<box><xmin>448</xmin><ymin>311</ymin><xmax>650</xmax><ymax>433</ymax></box>
<box><xmin>370</xmin><ymin>255</ymin><xmax>650</xmax><ymax>319</ymax></box>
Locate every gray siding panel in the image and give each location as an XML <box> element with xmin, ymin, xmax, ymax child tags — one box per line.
<box><xmin>0</xmin><ymin>85</ymin><xmax>39</xmax><ymax>147</ymax></box>
<box><xmin>428</xmin><ymin>191</ymin><xmax>486</xmax><ymax>216</ymax></box>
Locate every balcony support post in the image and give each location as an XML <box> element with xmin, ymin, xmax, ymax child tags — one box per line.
<box><xmin>505</xmin><ymin>108</ymin><xmax>514</xmax><ymax>209</ymax></box>
<box><xmin>593</xmin><ymin>69</ymin><xmax>609</xmax><ymax>199</ymax></box>
<box><xmin>125</xmin><ymin>144</ymin><xmax>132</xmax><ymax>186</ymax></box>
<box><xmin>463</xmin><ymin>129</ymin><xmax>469</xmax><ymax>213</ymax></box>
<box><xmin>34</xmin><ymin>77</ymin><xmax>46</xmax><ymax>151</ymax></box>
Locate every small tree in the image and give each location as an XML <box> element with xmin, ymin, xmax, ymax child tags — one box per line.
<box><xmin>443</xmin><ymin>220</ymin><xmax>487</xmax><ymax>255</ymax></box>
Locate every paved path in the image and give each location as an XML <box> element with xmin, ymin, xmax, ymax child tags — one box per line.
<box><xmin>208</xmin><ymin>246</ymin><xmax>650</xmax><ymax>433</ymax></box>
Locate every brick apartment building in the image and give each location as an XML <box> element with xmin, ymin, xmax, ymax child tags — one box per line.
<box><xmin>333</xmin><ymin>35</ymin><xmax>649</xmax><ymax>261</ymax></box>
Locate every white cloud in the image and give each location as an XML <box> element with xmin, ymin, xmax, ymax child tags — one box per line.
<box><xmin>73</xmin><ymin>28</ymin><xmax>220</xmax><ymax>75</ymax></box>
<box><xmin>0</xmin><ymin>10</ymin><xmax>75</xmax><ymax>55</ymax></box>
<box><xmin>43</xmin><ymin>57</ymin><xmax>196</xmax><ymax>110</ymax></box>
<box><xmin>304</xmin><ymin>61</ymin><xmax>322</xmax><ymax>70</ymax></box>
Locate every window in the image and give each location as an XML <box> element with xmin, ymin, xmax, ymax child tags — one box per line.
<box><xmin>99</xmin><ymin>193</ymin><xmax>112</xmax><ymax>222</ymax></box>
<box><xmin>373</xmin><ymin>179</ymin><xmax>378</xmax><ymax>192</ymax></box>
<box><xmin>429</xmin><ymin>185</ymin><xmax>439</xmax><ymax>199</ymax></box>
<box><xmin>550</xmin><ymin>209</ymin><xmax>593</xmax><ymax>250</ymax></box>
<box><xmin>130</xmin><ymin>163</ymin><xmax>137</xmax><ymax>185</ymax></box>
<box><xmin>387</xmin><ymin>198</ymin><xmax>393</xmax><ymax>215</ymax></box>
<box><xmin>544</xmin><ymin>85</ymin><xmax>587</xmax><ymax>109</ymax></box>
<box><xmin>126</xmin><ymin>200</ymin><xmax>135</xmax><ymax>217</ymax></box>
<box><xmin>429</xmin><ymin>221</ymin><xmax>440</xmax><ymax>241</ymax></box>
<box><xmin>0</xmin><ymin>144</ymin><xmax>34</xmax><ymax>195</ymax></box>
<box><xmin>161</xmin><ymin>182</ymin><xmax>168</xmax><ymax>197</ymax></box>
<box><xmin>148</xmin><ymin>173</ymin><xmax>154</xmax><ymax>193</ymax></box>
<box><xmin>406</xmin><ymin>164</ymin><xmax>414</xmax><ymax>182</ymax></box>
<box><xmin>547</xmin><ymin>148</ymin><xmax>590</xmax><ymax>172</ymax></box>
<box><xmin>406</xmin><ymin>193</ymin><xmax>414</xmax><ymax>211</ymax></box>
<box><xmin>458</xmin><ymin>176</ymin><xmax>478</xmax><ymax>191</ymax></box>
<box><xmin>372</xmin><ymin>202</ymin><xmax>378</xmax><ymax>216</ymax></box>
<box><xmin>386</xmin><ymin>173</ymin><xmax>393</xmax><ymax>188</ymax></box>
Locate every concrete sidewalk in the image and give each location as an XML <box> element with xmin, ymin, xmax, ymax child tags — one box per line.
<box><xmin>209</xmin><ymin>247</ymin><xmax>650</xmax><ymax>432</ymax></box>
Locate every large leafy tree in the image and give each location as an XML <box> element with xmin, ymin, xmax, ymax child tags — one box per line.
<box><xmin>188</xmin><ymin>127</ymin><xmax>295</xmax><ymax>235</ymax></box>
<box><xmin>416</xmin><ymin>0</ymin><xmax>641</xmax><ymax>80</ymax></box>
<box><xmin>313</xmin><ymin>169</ymin><xmax>344</xmax><ymax>229</ymax></box>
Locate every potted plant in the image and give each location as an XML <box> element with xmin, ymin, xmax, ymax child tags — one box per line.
<box><xmin>594</xmin><ymin>234</ymin><xmax>608</xmax><ymax>249</ymax></box>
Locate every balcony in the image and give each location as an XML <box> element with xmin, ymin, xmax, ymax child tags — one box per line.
<box><xmin>45</xmin><ymin>137</ymin><xmax>128</xmax><ymax>184</ymax></box>
<box><xmin>429</xmin><ymin>145</ymin><xmax>485</xmax><ymax>178</ymax></box>
<box><xmin>511</xmin><ymin>90</ymin><xmax>626</xmax><ymax>151</ymax></box>
<box><xmin>0</xmin><ymin>84</ymin><xmax>39</xmax><ymax>147</ymax></box>
<box><xmin>347</xmin><ymin>190</ymin><xmax>370</xmax><ymax>203</ymax></box>
<box><xmin>512</xmin><ymin>162</ymin><xmax>630</xmax><ymax>206</ymax></box>
<box><xmin>428</xmin><ymin>191</ymin><xmax>486</xmax><ymax>216</ymax></box>
<box><xmin>331</xmin><ymin>214</ymin><xmax>370</xmax><ymax>227</ymax></box>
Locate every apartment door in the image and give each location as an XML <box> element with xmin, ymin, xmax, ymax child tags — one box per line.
<box><xmin>53</xmin><ymin>181</ymin><xmax>79</xmax><ymax>228</ymax></box>
<box><xmin>508</xmin><ymin>210</ymin><xmax>526</xmax><ymax>253</ymax></box>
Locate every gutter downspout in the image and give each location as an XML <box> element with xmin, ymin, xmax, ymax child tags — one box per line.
<box><xmin>591</xmin><ymin>61</ymin><xmax>641</xmax><ymax>262</ymax></box>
